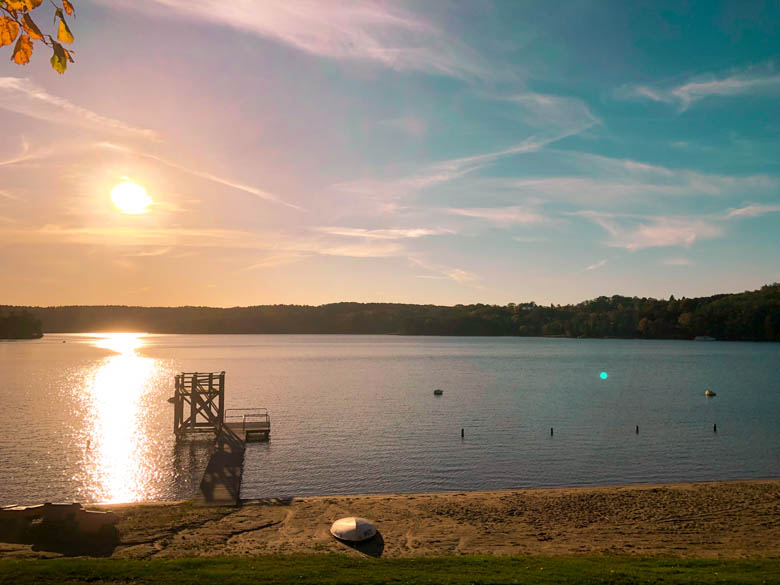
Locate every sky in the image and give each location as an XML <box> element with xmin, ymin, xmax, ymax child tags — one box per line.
<box><xmin>0</xmin><ymin>0</ymin><xmax>778</xmax><ymax>307</ymax></box>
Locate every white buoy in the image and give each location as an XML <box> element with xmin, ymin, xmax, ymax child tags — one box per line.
<box><xmin>330</xmin><ymin>517</ymin><xmax>377</xmax><ymax>542</ymax></box>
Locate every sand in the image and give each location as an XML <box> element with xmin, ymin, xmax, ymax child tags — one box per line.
<box><xmin>1</xmin><ymin>479</ymin><xmax>778</xmax><ymax>559</ymax></box>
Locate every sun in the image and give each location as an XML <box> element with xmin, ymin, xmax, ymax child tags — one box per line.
<box><xmin>110</xmin><ymin>181</ymin><xmax>152</xmax><ymax>214</ymax></box>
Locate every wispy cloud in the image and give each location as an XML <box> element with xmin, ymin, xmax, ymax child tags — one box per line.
<box><xmin>317</xmin><ymin>227</ymin><xmax>452</xmax><ymax>239</ymax></box>
<box><xmin>124</xmin><ymin>247</ymin><xmax>173</xmax><ymax>257</ymax></box>
<box><xmin>333</xmin><ymin>92</ymin><xmax>598</xmax><ymax>199</ymax></box>
<box><xmin>97</xmin><ymin>142</ymin><xmax>303</xmax><ymax>210</ymax></box>
<box><xmin>410</xmin><ymin>257</ymin><xmax>482</xmax><ymax>286</ymax></box>
<box><xmin>462</xmin><ymin>152</ymin><xmax>776</xmax><ymax>205</ymax></box>
<box><xmin>244</xmin><ymin>253</ymin><xmax>308</xmax><ymax>270</ymax></box>
<box><xmin>103</xmin><ymin>0</ymin><xmax>490</xmax><ymax>80</ymax></box>
<box><xmin>579</xmin><ymin>212</ymin><xmax>723</xmax><ymax>250</ymax></box>
<box><xmin>0</xmin><ymin>78</ymin><xmax>159</xmax><ymax>140</ymax></box>
<box><xmin>663</xmin><ymin>257</ymin><xmax>692</xmax><ymax>266</ymax></box>
<box><xmin>585</xmin><ymin>259</ymin><xmax>607</xmax><ymax>271</ymax></box>
<box><xmin>376</xmin><ymin>116</ymin><xmax>427</xmax><ymax>137</ymax></box>
<box><xmin>449</xmin><ymin>206</ymin><xmax>545</xmax><ymax>225</ymax></box>
<box><xmin>727</xmin><ymin>204</ymin><xmax>780</xmax><ymax>218</ymax></box>
<box><xmin>617</xmin><ymin>66</ymin><xmax>780</xmax><ymax>111</ymax></box>
<box><xmin>0</xmin><ymin>189</ymin><xmax>23</xmax><ymax>202</ymax></box>
<box><xmin>0</xmin><ymin>224</ymin><xmax>404</xmax><ymax>260</ymax></box>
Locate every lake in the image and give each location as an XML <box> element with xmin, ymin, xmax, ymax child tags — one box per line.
<box><xmin>1</xmin><ymin>334</ymin><xmax>778</xmax><ymax>506</ymax></box>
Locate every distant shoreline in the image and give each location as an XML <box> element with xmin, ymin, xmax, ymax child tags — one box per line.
<box><xmin>5</xmin><ymin>284</ymin><xmax>779</xmax><ymax>341</ymax></box>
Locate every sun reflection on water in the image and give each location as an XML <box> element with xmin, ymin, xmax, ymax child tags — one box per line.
<box><xmin>83</xmin><ymin>333</ymin><xmax>157</xmax><ymax>503</ymax></box>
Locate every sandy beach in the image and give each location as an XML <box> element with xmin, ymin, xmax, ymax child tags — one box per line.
<box><xmin>2</xmin><ymin>479</ymin><xmax>778</xmax><ymax>560</ymax></box>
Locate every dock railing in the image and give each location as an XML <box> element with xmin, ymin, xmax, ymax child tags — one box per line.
<box><xmin>224</xmin><ymin>408</ymin><xmax>270</xmax><ymax>440</ymax></box>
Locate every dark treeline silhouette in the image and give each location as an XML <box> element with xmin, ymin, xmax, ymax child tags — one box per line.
<box><xmin>3</xmin><ymin>283</ymin><xmax>779</xmax><ymax>341</ymax></box>
<box><xmin>0</xmin><ymin>309</ymin><xmax>43</xmax><ymax>339</ymax></box>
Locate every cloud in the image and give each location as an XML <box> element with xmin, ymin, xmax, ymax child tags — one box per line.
<box><xmin>449</xmin><ymin>206</ymin><xmax>545</xmax><ymax>225</ymax></box>
<box><xmin>616</xmin><ymin>66</ymin><xmax>780</xmax><ymax>111</ymax></box>
<box><xmin>317</xmin><ymin>227</ymin><xmax>452</xmax><ymax>239</ymax></box>
<box><xmin>582</xmin><ymin>214</ymin><xmax>723</xmax><ymax>251</ymax></box>
<box><xmin>124</xmin><ymin>247</ymin><xmax>173</xmax><ymax>257</ymax></box>
<box><xmin>663</xmin><ymin>257</ymin><xmax>692</xmax><ymax>266</ymax></box>
<box><xmin>377</xmin><ymin>116</ymin><xmax>427</xmax><ymax>137</ymax></box>
<box><xmin>500</xmin><ymin>92</ymin><xmax>600</xmax><ymax>134</ymax></box>
<box><xmin>727</xmin><ymin>204</ymin><xmax>780</xmax><ymax>218</ymax></box>
<box><xmin>462</xmin><ymin>152</ymin><xmax>776</xmax><ymax>205</ymax></box>
<box><xmin>102</xmin><ymin>0</ymin><xmax>490</xmax><ymax>80</ymax></box>
<box><xmin>0</xmin><ymin>224</ymin><xmax>404</xmax><ymax>260</ymax></box>
<box><xmin>585</xmin><ymin>259</ymin><xmax>607</xmax><ymax>271</ymax></box>
<box><xmin>333</xmin><ymin>92</ymin><xmax>598</xmax><ymax>199</ymax></box>
<box><xmin>244</xmin><ymin>253</ymin><xmax>308</xmax><ymax>270</ymax></box>
<box><xmin>97</xmin><ymin>142</ymin><xmax>303</xmax><ymax>210</ymax></box>
<box><xmin>409</xmin><ymin>257</ymin><xmax>482</xmax><ymax>286</ymax></box>
<box><xmin>0</xmin><ymin>78</ymin><xmax>159</xmax><ymax>140</ymax></box>
<box><xmin>0</xmin><ymin>189</ymin><xmax>23</xmax><ymax>202</ymax></box>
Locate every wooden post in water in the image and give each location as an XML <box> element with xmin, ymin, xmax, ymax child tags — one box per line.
<box><xmin>550</xmin><ymin>427</ymin><xmax>554</xmax><ymax>436</ymax></box>
<box><xmin>218</xmin><ymin>372</ymin><xmax>225</xmax><ymax>429</ymax></box>
<box><xmin>636</xmin><ymin>425</ymin><xmax>639</xmax><ymax>434</ymax></box>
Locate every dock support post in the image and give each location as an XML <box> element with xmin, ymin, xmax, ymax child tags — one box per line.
<box><xmin>218</xmin><ymin>372</ymin><xmax>225</xmax><ymax>429</ymax></box>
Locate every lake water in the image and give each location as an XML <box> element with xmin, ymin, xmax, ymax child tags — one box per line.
<box><xmin>1</xmin><ymin>334</ymin><xmax>778</xmax><ymax>505</ymax></box>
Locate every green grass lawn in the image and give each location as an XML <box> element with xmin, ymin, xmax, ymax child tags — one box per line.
<box><xmin>1</xmin><ymin>555</ymin><xmax>779</xmax><ymax>585</ymax></box>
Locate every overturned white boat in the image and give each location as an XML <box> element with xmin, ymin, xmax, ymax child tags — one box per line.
<box><xmin>330</xmin><ymin>517</ymin><xmax>377</xmax><ymax>542</ymax></box>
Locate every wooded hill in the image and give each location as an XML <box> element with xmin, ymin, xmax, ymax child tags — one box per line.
<box><xmin>0</xmin><ymin>309</ymin><xmax>43</xmax><ymax>339</ymax></box>
<box><xmin>3</xmin><ymin>283</ymin><xmax>779</xmax><ymax>341</ymax></box>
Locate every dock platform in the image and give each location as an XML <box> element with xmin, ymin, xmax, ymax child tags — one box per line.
<box><xmin>224</xmin><ymin>408</ymin><xmax>271</xmax><ymax>442</ymax></box>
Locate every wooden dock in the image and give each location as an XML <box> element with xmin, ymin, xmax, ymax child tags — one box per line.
<box><xmin>171</xmin><ymin>372</ymin><xmax>270</xmax><ymax>506</ymax></box>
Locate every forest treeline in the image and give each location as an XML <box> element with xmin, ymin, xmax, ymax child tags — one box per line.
<box><xmin>3</xmin><ymin>284</ymin><xmax>779</xmax><ymax>341</ymax></box>
<box><xmin>0</xmin><ymin>309</ymin><xmax>43</xmax><ymax>339</ymax></box>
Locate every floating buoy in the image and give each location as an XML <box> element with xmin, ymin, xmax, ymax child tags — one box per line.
<box><xmin>433</xmin><ymin>389</ymin><xmax>443</xmax><ymax>396</ymax></box>
<box><xmin>330</xmin><ymin>517</ymin><xmax>376</xmax><ymax>542</ymax></box>
<box><xmin>705</xmin><ymin>390</ymin><xmax>716</xmax><ymax>397</ymax></box>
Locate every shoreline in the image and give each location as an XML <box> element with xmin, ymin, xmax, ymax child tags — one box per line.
<box><xmin>3</xmin><ymin>478</ymin><xmax>778</xmax><ymax>560</ymax></box>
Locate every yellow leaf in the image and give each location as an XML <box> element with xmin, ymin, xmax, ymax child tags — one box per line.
<box><xmin>63</xmin><ymin>0</ymin><xmax>75</xmax><ymax>16</ymax></box>
<box><xmin>11</xmin><ymin>33</ymin><xmax>32</xmax><ymax>65</ymax></box>
<box><xmin>21</xmin><ymin>13</ymin><xmax>43</xmax><ymax>41</ymax></box>
<box><xmin>0</xmin><ymin>16</ymin><xmax>20</xmax><ymax>48</ymax></box>
<box><xmin>50</xmin><ymin>41</ymin><xmax>67</xmax><ymax>74</ymax></box>
<box><xmin>57</xmin><ymin>18</ymin><xmax>73</xmax><ymax>44</ymax></box>
<box><xmin>64</xmin><ymin>47</ymin><xmax>73</xmax><ymax>63</ymax></box>
<box><xmin>5</xmin><ymin>0</ymin><xmax>43</xmax><ymax>11</ymax></box>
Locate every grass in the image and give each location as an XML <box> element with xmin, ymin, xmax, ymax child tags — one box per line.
<box><xmin>1</xmin><ymin>555</ymin><xmax>780</xmax><ymax>585</ymax></box>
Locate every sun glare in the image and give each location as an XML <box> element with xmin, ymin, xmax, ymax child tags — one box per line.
<box><xmin>110</xmin><ymin>181</ymin><xmax>151</xmax><ymax>214</ymax></box>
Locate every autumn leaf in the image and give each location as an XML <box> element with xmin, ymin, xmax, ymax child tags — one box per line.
<box><xmin>0</xmin><ymin>16</ymin><xmax>20</xmax><ymax>48</ymax></box>
<box><xmin>5</xmin><ymin>0</ymin><xmax>43</xmax><ymax>11</ymax></box>
<box><xmin>63</xmin><ymin>0</ymin><xmax>75</xmax><ymax>16</ymax></box>
<box><xmin>57</xmin><ymin>17</ymin><xmax>73</xmax><ymax>44</ymax></box>
<box><xmin>11</xmin><ymin>33</ymin><xmax>32</xmax><ymax>65</ymax></box>
<box><xmin>50</xmin><ymin>41</ymin><xmax>67</xmax><ymax>73</ymax></box>
<box><xmin>21</xmin><ymin>13</ymin><xmax>43</xmax><ymax>41</ymax></box>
